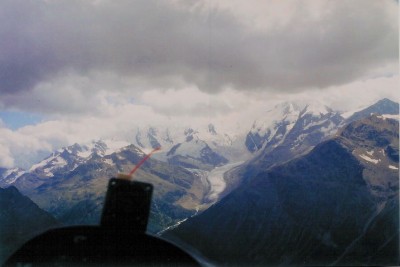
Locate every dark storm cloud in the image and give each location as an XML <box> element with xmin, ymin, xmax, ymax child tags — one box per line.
<box><xmin>0</xmin><ymin>0</ymin><xmax>397</xmax><ymax>95</ymax></box>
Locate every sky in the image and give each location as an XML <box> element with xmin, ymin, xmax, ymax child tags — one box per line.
<box><xmin>0</xmin><ymin>0</ymin><xmax>398</xmax><ymax>169</ymax></box>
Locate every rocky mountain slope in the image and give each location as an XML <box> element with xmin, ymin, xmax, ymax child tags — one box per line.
<box><xmin>345</xmin><ymin>98</ymin><xmax>399</xmax><ymax>123</ymax></box>
<box><xmin>227</xmin><ymin>99</ymin><xmax>398</xmax><ymax>191</ymax></box>
<box><xmin>166</xmin><ymin>127</ymin><xmax>229</xmax><ymax>170</ymax></box>
<box><xmin>0</xmin><ymin>167</ymin><xmax>25</xmax><ymax>187</ymax></box>
<box><xmin>132</xmin><ymin>124</ymin><xmax>247</xmax><ymax>169</ymax></box>
<box><xmin>245</xmin><ymin>102</ymin><xmax>343</xmax><ymax>154</ymax></box>
<box><xmin>223</xmin><ymin>101</ymin><xmax>346</xmax><ymax>196</ymax></box>
<box><xmin>0</xmin><ymin>186</ymin><xmax>59</xmax><ymax>264</ymax></box>
<box><xmin>166</xmin><ymin>115</ymin><xmax>399</xmax><ymax>266</ymax></box>
<box><xmin>5</xmin><ymin>143</ymin><xmax>210</xmax><ymax>234</ymax></box>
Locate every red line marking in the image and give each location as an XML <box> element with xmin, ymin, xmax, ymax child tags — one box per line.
<box><xmin>128</xmin><ymin>147</ymin><xmax>161</xmax><ymax>177</ymax></box>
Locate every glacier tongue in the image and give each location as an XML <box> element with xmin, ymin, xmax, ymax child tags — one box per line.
<box><xmin>205</xmin><ymin>161</ymin><xmax>244</xmax><ymax>202</ymax></box>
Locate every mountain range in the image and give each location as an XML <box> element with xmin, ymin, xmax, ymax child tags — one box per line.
<box><xmin>9</xmin><ymin>143</ymin><xmax>210</xmax><ymax>233</ymax></box>
<box><xmin>224</xmin><ymin>98</ymin><xmax>399</xmax><ymax>195</ymax></box>
<box><xmin>166</xmin><ymin>114</ymin><xmax>399</xmax><ymax>266</ymax></box>
<box><xmin>0</xmin><ymin>98</ymin><xmax>398</xmax><ymax>265</ymax></box>
<box><xmin>2</xmin><ymin>98</ymin><xmax>398</xmax><ymax>188</ymax></box>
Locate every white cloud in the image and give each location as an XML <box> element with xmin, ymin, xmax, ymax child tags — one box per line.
<box><xmin>140</xmin><ymin>87</ymin><xmax>233</xmax><ymax>116</ymax></box>
<box><xmin>0</xmin><ymin>126</ymin><xmax>52</xmax><ymax>168</ymax></box>
<box><xmin>0</xmin><ymin>142</ymin><xmax>14</xmax><ymax>168</ymax></box>
<box><xmin>1</xmin><ymin>73</ymin><xmax>397</xmax><ymax>169</ymax></box>
<box><xmin>0</xmin><ymin>0</ymin><xmax>397</xmax><ymax>101</ymax></box>
<box><xmin>309</xmin><ymin>75</ymin><xmax>399</xmax><ymax>111</ymax></box>
<box><xmin>0</xmin><ymin>0</ymin><xmax>397</xmax><ymax>169</ymax></box>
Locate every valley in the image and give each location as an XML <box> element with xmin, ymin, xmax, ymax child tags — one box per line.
<box><xmin>1</xmin><ymin>98</ymin><xmax>398</xmax><ymax>265</ymax></box>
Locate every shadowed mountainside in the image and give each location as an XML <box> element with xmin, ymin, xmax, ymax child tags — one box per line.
<box><xmin>166</xmin><ymin>115</ymin><xmax>399</xmax><ymax>266</ymax></box>
<box><xmin>0</xmin><ymin>186</ymin><xmax>59</xmax><ymax>264</ymax></box>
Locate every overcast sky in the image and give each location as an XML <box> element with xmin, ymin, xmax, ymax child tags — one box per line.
<box><xmin>0</xmin><ymin>0</ymin><xmax>398</xmax><ymax>168</ymax></box>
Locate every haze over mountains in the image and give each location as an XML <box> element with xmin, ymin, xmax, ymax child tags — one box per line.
<box><xmin>0</xmin><ymin>98</ymin><xmax>398</xmax><ymax>265</ymax></box>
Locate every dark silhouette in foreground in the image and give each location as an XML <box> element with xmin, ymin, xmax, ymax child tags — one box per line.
<box><xmin>5</xmin><ymin>178</ymin><xmax>199</xmax><ymax>266</ymax></box>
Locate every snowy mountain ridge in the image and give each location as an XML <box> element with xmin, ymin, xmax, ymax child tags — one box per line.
<box><xmin>1</xmin><ymin>98</ymin><xmax>398</xmax><ymax>188</ymax></box>
<box><xmin>133</xmin><ymin>123</ymin><xmax>239</xmax><ymax>152</ymax></box>
<box><xmin>246</xmin><ymin>101</ymin><xmax>339</xmax><ymax>153</ymax></box>
<box><xmin>27</xmin><ymin>140</ymin><xmax>133</xmax><ymax>178</ymax></box>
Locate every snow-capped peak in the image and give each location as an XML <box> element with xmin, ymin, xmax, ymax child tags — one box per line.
<box><xmin>246</xmin><ymin>101</ymin><xmax>342</xmax><ymax>153</ymax></box>
<box><xmin>250</xmin><ymin>101</ymin><xmax>302</xmax><ymax>136</ymax></box>
<box><xmin>0</xmin><ymin>168</ymin><xmax>26</xmax><ymax>186</ymax></box>
<box><xmin>78</xmin><ymin>140</ymin><xmax>108</xmax><ymax>157</ymax></box>
<box><xmin>275</xmin><ymin>101</ymin><xmax>303</xmax><ymax>115</ymax></box>
<box><xmin>29</xmin><ymin>153</ymin><xmax>67</xmax><ymax>177</ymax></box>
<box><xmin>28</xmin><ymin>140</ymin><xmax>117</xmax><ymax>176</ymax></box>
<box><xmin>301</xmin><ymin>102</ymin><xmax>333</xmax><ymax>117</ymax></box>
